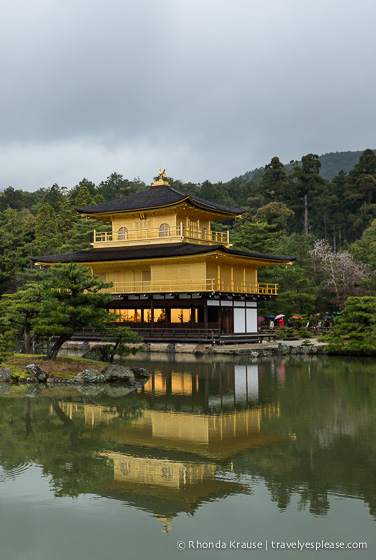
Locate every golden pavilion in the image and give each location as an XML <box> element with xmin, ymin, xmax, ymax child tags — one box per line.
<box><xmin>33</xmin><ymin>169</ymin><xmax>294</xmax><ymax>341</ymax></box>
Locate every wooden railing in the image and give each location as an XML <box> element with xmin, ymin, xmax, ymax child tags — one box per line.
<box><xmin>63</xmin><ymin>328</ymin><xmax>277</xmax><ymax>344</ymax></box>
<box><xmin>93</xmin><ymin>226</ymin><xmax>229</xmax><ymax>245</ymax></box>
<box><xmin>102</xmin><ymin>279</ymin><xmax>278</xmax><ymax>295</ymax></box>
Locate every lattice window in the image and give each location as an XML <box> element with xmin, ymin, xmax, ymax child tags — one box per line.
<box><xmin>159</xmin><ymin>223</ymin><xmax>170</xmax><ymax>237</ymax></box>
<box><xmin>118</xmin><ymin>227</ymin><xmax>128</xmax><ymax>240</ymax></box>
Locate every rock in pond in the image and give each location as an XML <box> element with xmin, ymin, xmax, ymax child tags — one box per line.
<box><xmin>193</xmin><ymin>344</ymin><xmax>210</xmax><ymax>357</ymax></box>
<box><xmin>25</xmin><ymin>364</ymin><xmax>48</xmax><ymax>382</ymax></box>
<box><xmin>75</xmin><ymin>369</ymin><xmax>106</xmax><ymax>384</ymax></box>
<box><xmin>101</xmin><ymin>365</ymin><xmax>135</xmax><ymax>382</ymax></box>
<box><xmin>131</xmin><ymin>367</ymin><xmax>150</xmax><ymax>379</ymax></box>
<box><xmin>0</xmin><ymin>367</ymin><xmax>11</xmax><ymax>381</ymax></box>
<box><xmin>277</xmin><ymin>343</ymin><xmax>289</xmax><ymax>354</ymax></box>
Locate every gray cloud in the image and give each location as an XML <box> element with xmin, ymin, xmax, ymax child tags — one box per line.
<box><xmin>1</xmin><ymin>0</ymin><xmax>375</xmax><ymax>189</ymax></box>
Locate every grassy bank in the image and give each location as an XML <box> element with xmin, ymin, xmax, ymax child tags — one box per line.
<box><xmin>3</xmin><ymin>354</ymin><xmax>108</xmax><ymax>379</ymax></box>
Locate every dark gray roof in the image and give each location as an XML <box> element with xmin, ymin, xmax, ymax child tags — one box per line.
<box><xmin>31</xmin><ymin>242</ymin><xmax>296</xmax><ymax>264</ymax></box>
<box><xmin>75</xmin><ymin>185</ymin><xmax>246</xmax><ymax>216</ymax></box>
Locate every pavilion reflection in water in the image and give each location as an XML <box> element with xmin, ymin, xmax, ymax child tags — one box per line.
<box><xmin>56</xmin><ymin>363</ymin><xmax>288</xmax><ymax>529</ymax></box>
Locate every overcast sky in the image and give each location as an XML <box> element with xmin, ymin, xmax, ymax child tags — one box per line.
<box><xmin>1</xmin><ymin>0</ymin><xmax>375</xmax><ymax>190</ymax></box>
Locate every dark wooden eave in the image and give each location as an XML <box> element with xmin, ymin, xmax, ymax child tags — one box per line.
<box><xmin>74</xmin><ymin>185</ymin><xmax>246</xmax><ymax>217</ymax></box>
<box><xmin>31</xmin><ymin>242</ymin><xmax>296</xmax><ymax>265</ymax></box>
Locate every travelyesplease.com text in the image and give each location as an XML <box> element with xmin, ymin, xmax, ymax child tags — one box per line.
<box><xmin>176</xmin><ymin>539</ymin><xmax>368</xmax><ymax>552</ymax></box>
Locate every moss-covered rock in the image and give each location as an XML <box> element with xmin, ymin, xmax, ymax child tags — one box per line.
<box><xmin>75</xmin><ymin>369</ymin><xmax>106</xmax><ymax>383</ymax></box>
<box><xmin>25</xmin><ymin>364</ymin><xmax>48</xmax><ymax>382</ymax></box>
<box><xmin>101</xmin><ymin>365</ymin><xmax>135</xmax><ymax>382</ymax></box>
<box><xmin>131</xmin><ymin>367</ymin><xmax>150</xmax><ymax>379</ymax></box>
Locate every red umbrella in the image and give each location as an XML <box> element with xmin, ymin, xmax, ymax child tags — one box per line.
<box><xmin>275</xmin><ymin>314</ymin><xmax>285</xmax><ymax>320</ymax></box>
<box><xmin>292</xmin><ymin>315</ymin><xmax>303</xmax><ymax>319</ymax></box>
<box><xmin>258</xmin><ymin>316</ymin><xmax>265</xmax><ymax>322</ymax></box>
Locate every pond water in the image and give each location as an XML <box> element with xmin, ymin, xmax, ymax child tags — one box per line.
<box><xmin>1</xmin><ymin>354</ymin><xmax>376</xmax><ymax>560</ymax></box>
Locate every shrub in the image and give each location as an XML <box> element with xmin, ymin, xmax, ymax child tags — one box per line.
<box><xmin>324</xmin><ymin>296</ymin><xmax>376</xmax><ymax>355</ymax></box>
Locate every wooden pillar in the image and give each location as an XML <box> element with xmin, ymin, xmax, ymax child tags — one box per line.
<box><xmin>217</xmin><ymin>264</ymin><xmax>221</xmax><ymax>291</ymax></box>
<box><xmin>204</xmin><ymin>303</ymin><xmax>208</xmax><ymax>330</ymax></box>
<box><xmin>231</xmin><ymin>266</ymin><xmax>234</xmax><ymax>290</ymax></box>
<box><xmin>150</xmin><ymin>299</ymin><xmax>154</xmax><ymax>330</ymax></box>
<box><xmin>190</xmin><ymin>305</ymin><xmax>195</xmax><ymax>329</ymax></box>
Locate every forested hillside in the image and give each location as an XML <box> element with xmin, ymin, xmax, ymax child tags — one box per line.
<box><xmin>1</xmin><ymin>149</ymin><xmax>376</xmax><ymax>317</ymax></box>
<box><xmin>239</xmin><ymin>149</ymin><xmax>376</xmax><ymax>181</ymax></box>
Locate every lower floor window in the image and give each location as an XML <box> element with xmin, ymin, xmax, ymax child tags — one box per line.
<box><xmin>109</xmin><ymin>307</ymin><xmax>203</xmax><ymax>323</ymax></box>
<box><xmin>109</xmin><ymin>309</ymin><xmax>142</xmax><ymax>322</ymax></box>
<box><xmin>170</xmin><ymin>309</ymin><xmax>193</xmax><ymax>323</ymax></box>
<box><xmin>153</xmin><ymin>308</ymin><xmax>166</xmax><ymax>323</ymax></box>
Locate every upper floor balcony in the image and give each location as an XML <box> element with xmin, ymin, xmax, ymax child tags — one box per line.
<box><xmin>92</xmin><ymin>225</ymin><xmax>230</xmax><ymax>248</ymax></box>
<box><xmin>101</xmin><ymin>279</ymin><xmax>278</xmax><ymax>296</ymax></box>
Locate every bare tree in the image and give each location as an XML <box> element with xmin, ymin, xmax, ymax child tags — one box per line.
<box><xmin>310</xmin><ymin>240</ymin><xmax>372</xmax><ymax>308</ymax></box>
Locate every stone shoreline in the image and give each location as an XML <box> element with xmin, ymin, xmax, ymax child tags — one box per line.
<box><xmin>62</xmin><ymin>338</ymin><xmax>328</xmax><ymax>357</ymax></box>
<box><xmin>0</xmin><ymin>341</ymin><xmax>328</xmax><ymax>386</ymax></box>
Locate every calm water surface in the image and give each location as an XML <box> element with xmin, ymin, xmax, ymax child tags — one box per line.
<box><xmin>1</xmin><ymin>354</ymin><xmax>376</xmax><ymax>560</ymax></box>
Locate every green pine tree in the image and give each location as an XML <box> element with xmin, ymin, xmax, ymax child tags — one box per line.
<box><xmin>0</xmin><ymin>283</ymin><xmax>44</xmax><ymax>353</ymax></box>
<box><xmin>102</xmin><ymin>325</ymin><xmax>144</xmax><ymax>363</ymax></box>
<box><xmin>35</xmin><ymin>203</ymin><xmax>62</xmax><ymax>254</ymax></box>
<box><xmin>324</xmin><ymin>296</ymin><xmax>376</xmax><ymax>355</ymax></box>
<box><xmin>34</xmin><ymin>264</ymin><xmax>113</xmax><ymax>359</ymax></box>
